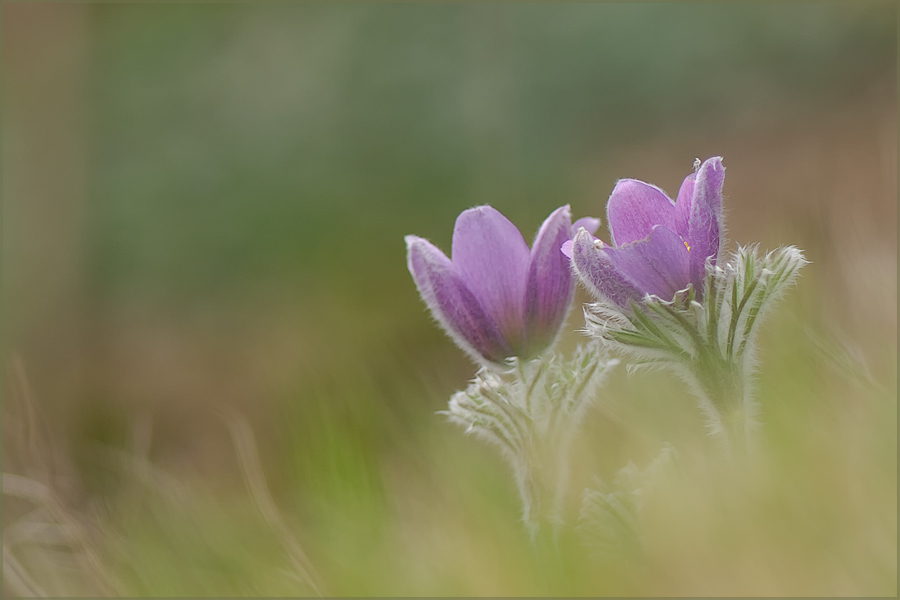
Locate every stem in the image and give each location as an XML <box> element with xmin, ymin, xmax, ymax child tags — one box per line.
<box><xmin>516</xmin><ymin>451</ymin><xmax>569</xmax><ymax>595</ymax></box>
<box><xmin>517</xmin><ymin>439</ymin><xmax>568</xmax><ymax>543</ymax></box>
<box><xmin>689</xmin><ymin>351</ymin><xmax>755</xmax><ymax>461</ymax></box>
<box><xmin>723</xmin><ymin>404</ymin><xmax>750</xmax><ymax>462</ymax></box>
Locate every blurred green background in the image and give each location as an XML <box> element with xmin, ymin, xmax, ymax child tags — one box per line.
<box><xmin>3</xmin><ymin>2</ymin><xmax>896</xmax><ymax>596</ymax></box>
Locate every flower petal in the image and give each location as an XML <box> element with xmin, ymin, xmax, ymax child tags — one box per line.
<box><xmin>685</xmin><ymin>157</ymin><xmax>725</xmax><ymax>293</ymax></box>
<box><xmin>561</xmin><ymin>217</ymin><xmax>601</xmax><ymax>259</ymax></box>
<box><xmin>601</xmin><ymin>225</ymin><xmax>691</xmax><ymax>300</ymax></box>
<box><xmin>674</xmin><ymin>172</ymin><xmax>695</xmax><ymax>241</ymax></box>
<box><xmin>524</xmin><ymin>205</ymin><xmax>574</xmax><ymax>355</ymax></box>
<box><xmin>570</xmin><ymin>228</ymin><xmax>643</xmax><ymax>309</ymax></box>
<box><xmin>406</xmin><ymin>235</ymin><xmax>512</xmax><ymax>364</ymax></box>
<box><xmin>606</xmin><ymin>179</ymin><xmax>676</xmax><ymax>246</ymax></box>
<box><xmin>451</xmin><ymin>206</ymin><xmax>530</xmax><ymax>350</ymax></box>
<box><xmin>572</xmin><ymin>216</ymin><xmax>601</xmax><ymax>236</ymax></box>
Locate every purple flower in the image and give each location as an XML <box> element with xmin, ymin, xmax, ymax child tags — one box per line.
<box><xmin>406</xmin><ymin>205</ymin><xmax>600</xmax><ymax>365</ymax></box>
<box><xmin>563</xmin><ymin>157</ymin><xmax>725</xmax><ymax>308</ymax></box>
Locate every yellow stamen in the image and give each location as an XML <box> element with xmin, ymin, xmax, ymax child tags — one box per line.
<box><xmin>684</xmin><ymin>241</ymin><xmax>691</xmax><ymax>252</ymax></box>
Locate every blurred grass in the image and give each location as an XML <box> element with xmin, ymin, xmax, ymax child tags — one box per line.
<box><xmin>88</xmin><ymin>284</ymin><xmax>895</xmax><ymax>595</ymax></box>
<box><xmin>3</xmin><ymin>2</ymin><xmax>897</xmax><ymax>596</ymax></box>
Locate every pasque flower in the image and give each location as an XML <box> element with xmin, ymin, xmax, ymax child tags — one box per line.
<box><xmin>570</xmin><ymin>156</ymin><xmax>807</xmax><ymax>456</ymax></box>
<box><xmin>406</xmin><ymin>205</ymin><xmax>599</xmax><ymax>365</ymax></box>
<box><xmin>564</xmin><ymin>157</ymin><xmax>725</xmax><ymax>308</ymax></box>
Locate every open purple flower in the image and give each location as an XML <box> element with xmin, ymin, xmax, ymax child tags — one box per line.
<box><xmin>564</xmin><ymin>157</ymin><xmax>725</xmax><ymax>308</ymax></box>
<box><xmin>406</xmin><ymin>205</ymin><xmax>600</xmax><ymax>365</ymax></box>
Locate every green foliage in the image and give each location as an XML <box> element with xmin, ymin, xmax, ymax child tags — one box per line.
<box><xmin>4</xmin><ymin>3</ymin><xmax>895</xmax><ymax>596</ymax></box>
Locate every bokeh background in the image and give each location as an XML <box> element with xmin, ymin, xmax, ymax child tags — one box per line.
<box><xmin>3</xmin><ymin>2</ymin><xmax>896</xmax><ymax>596</ymax></box>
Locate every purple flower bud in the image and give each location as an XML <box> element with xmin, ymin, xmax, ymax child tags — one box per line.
<box><xmin>406</xmin><ymin>205</ymin><xmax>599</xmax><ymax>366</ymax></box>
<box><xmin>570</xmin><ymin>157</ymin><xmax>725</xmax><ymax>307</ymax></box>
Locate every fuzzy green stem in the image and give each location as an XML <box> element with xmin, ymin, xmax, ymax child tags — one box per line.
<box><xmin>517</xmin><ymin>439</ymin><xmax>569</xmax><ymax>544</ymax></box>
<box><xmin>518</xmin><ymin>454</ymin><xmax>572</xmax><ymax>596</ymax></box>
<box><xmin>689</xmin><ymin>350</ymin><xmax>755</xmax><ymax>460</ymax></box>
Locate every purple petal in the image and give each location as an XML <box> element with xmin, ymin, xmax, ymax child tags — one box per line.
<box><xmin>524</xmin><ymin>205</ymin><xmax>574</xmax><ymax>355</ymax></box>
<box><xmin>674</xmin><ymin>172</ymin><xmax>695</xmax><ymax>241</ymax></box>
<box><xmin>606</xmin><ymin>179</ymin><xmax>676</xmax><ymax>246</ymax></box>
<box><xmin>561</xmin><ymin>217</ymin><xmax>601</xmax><ymax>259</ymax></box>
<box><xmin>601</xmin><ymin>225</ymin><xmax>691</xmax><ymax>300</ymax></box>
<box><xmin>406</xmin><ymin>235</ymin><xmax>512</xmax><ymax>364</ymax></box>
<box><xmin>572</xmin><ymin>216</ymin><xmax>601</xmax><ymax>236</ymax></box>
<box><xmin>570</xmin><ymin>229</ymin><xmax>643</xmax><ymax>309</ymax></box>
<box><xmin>685</xmin><ymin>157</ymin><xmax>725</xmax><ymax>293</ymax></box>
<box><xmin>451</xmin><ymin>206</ymin><xmax>530</xmax><ymax>351</ymax></box>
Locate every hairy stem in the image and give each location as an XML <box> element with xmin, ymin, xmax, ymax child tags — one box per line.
<box><xmin>688</xmin><ymin>351</ymin><xmax>755</xmax><ymax>460</ymax></box>
<box><xmin>517</xmin><ymin>441</ymin><xmax>567</xmax><ymax>542</ymax></box>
